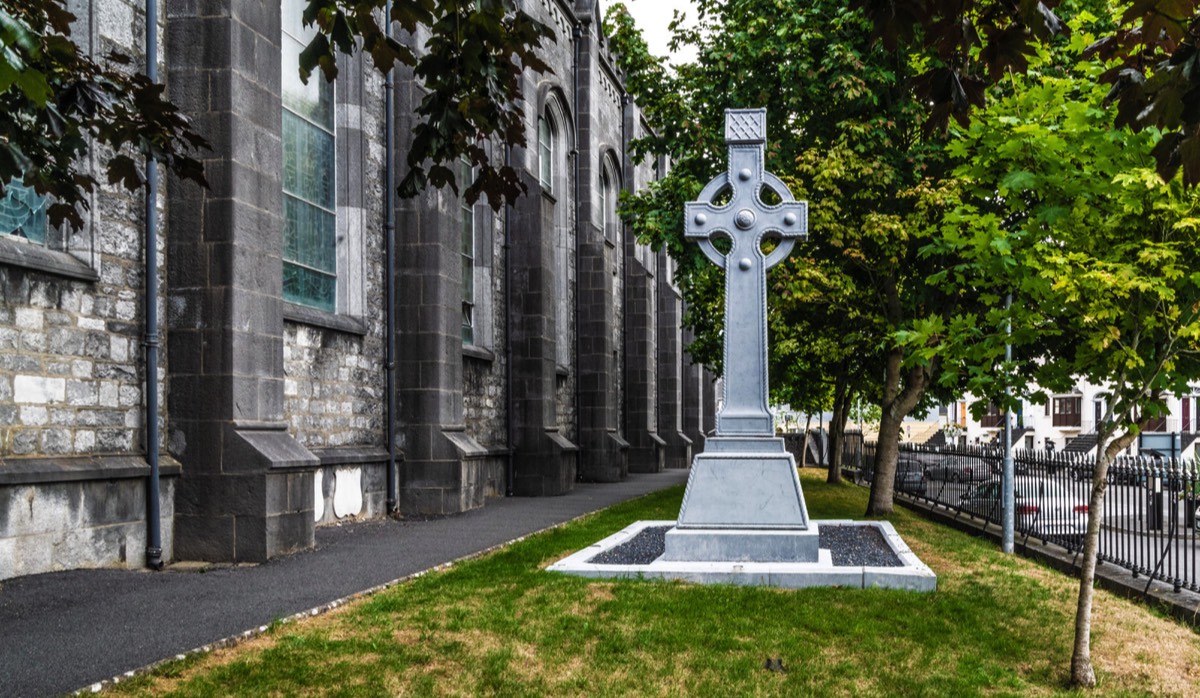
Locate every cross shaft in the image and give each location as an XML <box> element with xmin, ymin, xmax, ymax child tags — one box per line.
<box><xmin>684</xmin><ymin>109</ymin><xmax>808</xmax><ymax>436</ymax></box>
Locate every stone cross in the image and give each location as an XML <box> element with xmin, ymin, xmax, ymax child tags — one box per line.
<box><xmin>685</xmin><ymin>109</ymin><xmax>807</xmax><ymax>437</ymax></box>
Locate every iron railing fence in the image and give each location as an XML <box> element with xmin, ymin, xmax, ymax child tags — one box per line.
<box><xmin>847</xmin><ymin>442</ymin><xmax>1200</xmax><ymax>594</ymax></box>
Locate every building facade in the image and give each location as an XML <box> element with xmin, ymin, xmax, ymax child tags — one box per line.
<box><xmin>946</xmin><ymin>381</ymin><xmax>1200</xmax><ymax>459</ymax></box>
<box><xmin>0</xmin><ymin>0</ymin><xmax>715</xmax><ymax>580</ymax></box>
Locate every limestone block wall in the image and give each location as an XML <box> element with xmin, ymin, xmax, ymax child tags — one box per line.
<box><xmin>0</xmin><ymin>0</ymin><xmax>177</xmax><ymax>578</ymax></box>
<box><xmin>0</xmin><ymin>278</ymin><xmax>150</xmax><ymax>457</ymax></box>
<box><xmin>464</xmin><ymin>356</ymin><xmax>506</xmax><ymax>451</ymax></box>
<box><xmin>462</xmin><ymin>198</ymin><xmax>508</xmax><ymax>452</ymax></box>
<box><xmin>285</xmin><ymin>324</ymin><xmax>385</xmax><ymax>449</ymax></box>
<box><xmin>0</xmin><ymin>470</ymin><xmax>175</xmax><ymax>581</ymax></box>
<box><xmin>281</xmin><ymin>49</ymin><xmax>388</xmax><ymax>527</ymax></box>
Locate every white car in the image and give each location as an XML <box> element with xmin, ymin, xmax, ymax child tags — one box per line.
<box><xmin>959</xmin><ymin>477</ymin><xmax>1089</xmax><ymax>542</ymax></box>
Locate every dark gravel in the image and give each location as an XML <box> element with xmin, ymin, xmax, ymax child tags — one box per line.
<box><xmin>822</xmin><ymin>525</ymin><xmax>902</xmax><ymax>567</ymax></box>
<box><xmin>588</xmin><ymin>526</ymin><xmax>672</xmax><ymax>564</ymax></box>
<box><xmin>587</xmin><ymin>524</ymin><xmax>902</xmax><ymax>567</ymax></box>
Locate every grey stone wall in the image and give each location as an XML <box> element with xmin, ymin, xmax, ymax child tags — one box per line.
<box><xmin>506</xmin><ymin>0</ymin><xmax>581</xmax><ymax>496</ymax></box>
<box><xmin>167</xmin><ymin>1</ymin><xmax>319</xmax><ymax>563</ymax></box>
<box><xmin>656</xmin><ymin>253</ymin><xmax>692</xmax><ymax>468</ymax></box>
<box><xmin>0</xmin><ymin>0</ymin><xmax>176</xmax><ymax>579</ymax></box>
<box><xmin>462</xmin><ymin>171</ymin><xmax>507</xmax><ymax>461</ymax></box>
<box><xmin>0</xmin><ymin>0</ymin><xmax>694</xmax><ymax>580</ymax></box>
<box><xmin>0</xmin><ymin>277</ymin><xmax>149</xmax><ymax>458</ymax></box>
<box><xmin>1</xmin><ymin>0</ymin><xmax>164</xmax><ymax>462</ymax></box>
<box><xmin>464</xmin><ymin>357</ymin><xmax>506</xmax><ymax>450</ymax></box>
<box><xmin>283</xmin><ymin>57</ymin><xmax>388</xmax><ymax>459</ymax></box>
<box><xmin>622</xmin><ymin>110</ymin><xmax>663</xmax><ymax>473</ymax></box>
<box><xmin>1</xmin><ymin>469</ymin><xmax>176</xmax><ymax>581</ymax></box>
<box><xmin>572</xmin><ymin>12</ymin><xmax>629</xmax><ymax>483</ymax></box>
<box><xmin>284</xmin><ymin>324</ymin><xmax>385</xmax><ymax>449</ymax></box>
<box><xmin>681</xmin><ymin>323</ymin><xmax>706</xmax><ymax>451</ymax></box>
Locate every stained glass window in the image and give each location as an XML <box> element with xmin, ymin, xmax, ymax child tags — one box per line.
<box><xmin>461</xmin><ymin>158</ymin><xmax>475</xmax><ymax>344</ymax></box>
<box><xmin>0</xmin><ymin>180</ymin><xmax>49</xmax><ymax>244</ymax></box>
<box><xmin>282</xmin><ymin>0</ymin><xmax>336</xmax><ymax>312</ymax></box>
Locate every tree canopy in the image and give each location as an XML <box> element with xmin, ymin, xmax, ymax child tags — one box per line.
<box><xmin>926</xmin><ymin>24</ymin><xmax>1200</xmax><ymax>681</ymax></box>
<box><xmin>855</xmin><ymin>0</ymin><xmax>1200</xmax><ymax>185</ymax></box>
<box><xmin>608</xmin><ymin>0</ymin><xmax>980</xmax><ymax>513</ymax></box>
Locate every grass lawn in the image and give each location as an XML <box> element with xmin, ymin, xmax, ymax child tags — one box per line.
<box><xmin>110</xmin><ymin>470</ymin><xmax>1199</xmax><ymax>697</ymax></box>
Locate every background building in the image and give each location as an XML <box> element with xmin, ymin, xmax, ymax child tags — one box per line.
<box><xmin>941</xmin><ymin>381</ymin><xmax>1199</xmax><ymax>459</ymax></box>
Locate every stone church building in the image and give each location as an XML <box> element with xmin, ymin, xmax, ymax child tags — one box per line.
<box><xmin>0</xmin><ymin>0</ymin><xmax>717</xmax><ymax>579</ymax></box>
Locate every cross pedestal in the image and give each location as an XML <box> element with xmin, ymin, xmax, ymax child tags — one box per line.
<box><xmin>662</xmin><ymin>109</ymin><xmax>818</xmax><ymax>563</ymax></box>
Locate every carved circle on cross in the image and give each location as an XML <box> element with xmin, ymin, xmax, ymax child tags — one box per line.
<box><xmin>688</xmin><ymin>169</ymin><xmax>805</xmax><ymax>272</ymax></box>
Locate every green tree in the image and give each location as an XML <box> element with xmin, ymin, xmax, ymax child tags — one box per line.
<box><xmin>855</xmin><ymin>0</ymin><xmax>1200</xmax><ymax>185</ymax></box>
<box><xmin>610</xmin><ymin>0</ymin><xmax>980</xmax><ymax>515</ymax></box>
<box><xmin>940</xmin><ymin>34</ymin><xmax>1200</xmax><ymax>685</ymax></box>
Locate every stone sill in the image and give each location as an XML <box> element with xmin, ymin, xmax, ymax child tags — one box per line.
<box><xmin>0</xmin><ymin>236</ymin><xmax>98</xmax><ymax>282</ymax></box>
<box><xmin>0</xmin><ymin>454</ymin><xmax>182</xmax><ymax>486</ymax></box>
<box><xmin>283</xmin><ymin>302</ymin><xmax>368</xmax><ymax>336</ymax></box>
<box><xmin>471</xmin><ymin>446</ymin><xmax>511</xmax><ymax>458</ymax></box>
<box><xmin>462</xmin><ymin>344</ymin><xmax>495</xmax><ymax>362</ymax></box>
<box><xmin>311</xmin><ymin>446</ymin><xmax>395</xmax><ymax>466</ymax></box>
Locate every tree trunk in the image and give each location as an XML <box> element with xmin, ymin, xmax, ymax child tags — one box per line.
<box><xmin>827</xmin><ymin>372</ymin><xmax>852</xmax><ymax>484</ymax></box>
<box><xmin>1070</xmin><ymin>427</ymin><xmax>1136</xmax><ymax>687</ymax></box>
<box><xmin>802</xmin><ymin>413</ymin><xmax>812</xmax><ymax>467</ymax></box>
<box><xmin>867</xmin><ymin>349</ymin><xmax>929</xmax><ymax>516</ymax></box>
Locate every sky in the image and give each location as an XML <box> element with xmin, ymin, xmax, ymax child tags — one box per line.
<box><xmin>618</xmin><ymin>0</ymin><xmax>698</xmax><ymax>65</ymax></box>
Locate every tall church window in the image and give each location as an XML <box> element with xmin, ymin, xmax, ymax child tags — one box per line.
<box><xmin>538</xmin><ymin>116</ymin><xmax>554</xmax><ymax>193</ymax></box>
<box><xmin>0</xmin><ymin>181</ymin><xmax>49</xmax><ymax>244</ymax></box>
<box><xmin>282</xmin><ymin>0</ymin><xmax>337</xmax><ymax>312</ymax></box>
<box><xmin>600</xmin><ymin>156</ymin><xmax>619</xmax><ymax>243</ymax></box>
<box><xmin>461</xmin><ymin>158</ymin><xmax>476</xmax><ymax>344</ymax></box>
<box><xmin>540</xmin><ymin>97</ymin><xmax>572</xmax><ymax>368</ymax></box>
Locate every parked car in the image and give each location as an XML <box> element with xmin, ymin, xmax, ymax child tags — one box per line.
<box><xmin>894</xmin><ymin>458</ymin><xmax>928</xmax><ymax>496</ymax></box>
<box><xmin>959</xmin><ymin>477</ymin><xmax>1088</xmax><ymax>542</ymax></box>
<box><xmin>925</xmin><ymin>456</ymin><xmax>990</xmax><ymax>483</ymax></box>
<box><xmin>1070</xmin><ymin>462</ymin><xmax>1147</xmax><ymax>485</ymax></box>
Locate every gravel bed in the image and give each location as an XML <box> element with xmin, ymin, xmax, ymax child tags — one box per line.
<box><xmin>586</xmin><ymin>524</ymin><xmax>902</xmax><ymax>567</ymax></box>
<box><xmin>821</xmin><ymin>525</ymin><xmax>902</xmax><ymax>567</ymax></box>
<box><xmin>588</xmin><ymin>526</ymin><xmax>671</xmax><ymax>565</ymax></box>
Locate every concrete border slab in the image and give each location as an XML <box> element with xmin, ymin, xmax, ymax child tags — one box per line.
<box><xmin>548</xmin><ymin>519</ymin><xmax>937</xmax><ymax>591</ymax></box>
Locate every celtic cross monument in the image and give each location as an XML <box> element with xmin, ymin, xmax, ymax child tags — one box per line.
<box><xmin>662</xmin><ymin>108</ymin><xmax>818</xmax><ymax>562</ymax></box>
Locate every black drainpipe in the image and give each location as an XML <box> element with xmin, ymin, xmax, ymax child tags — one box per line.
<box><xmin>384</xmin><ymin>0</ymin><xmax>399</xmax><ymax>513</ymax></box>
<box><xmin>572</xmin><ymin>19</ymin><xmax>582</xmax><ymax>480</ymax></box>
<box><xmin>503</xmin><ymin>143</ymin><xmax>514</xmax><ymax>497</ymax></box>
<box><xmin>143</xmin><ymin>0</ymin><xmax>163</xmax><ymax>571</ymax></box>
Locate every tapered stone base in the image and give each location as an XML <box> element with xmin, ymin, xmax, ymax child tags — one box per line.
<box><xmin>665</xmin><ymin>435</ymin><xmax>816</xmax><ymax>562</ymax></box>
<box><xmin>674</xmin><ymin>437</ymin><xmax>810</xmax><ymax>530</ymax></box>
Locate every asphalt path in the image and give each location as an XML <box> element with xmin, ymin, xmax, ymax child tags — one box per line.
<box><xmin>0</xmin><ymin>469</ymin><xmax>690</xmax><ymax>697</ymax></box>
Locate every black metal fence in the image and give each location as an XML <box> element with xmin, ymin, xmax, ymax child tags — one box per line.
<box><xmin>846</xmin><ymin>442</ymin><xmax>1200</xmax><ymax>594</ymax></box>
